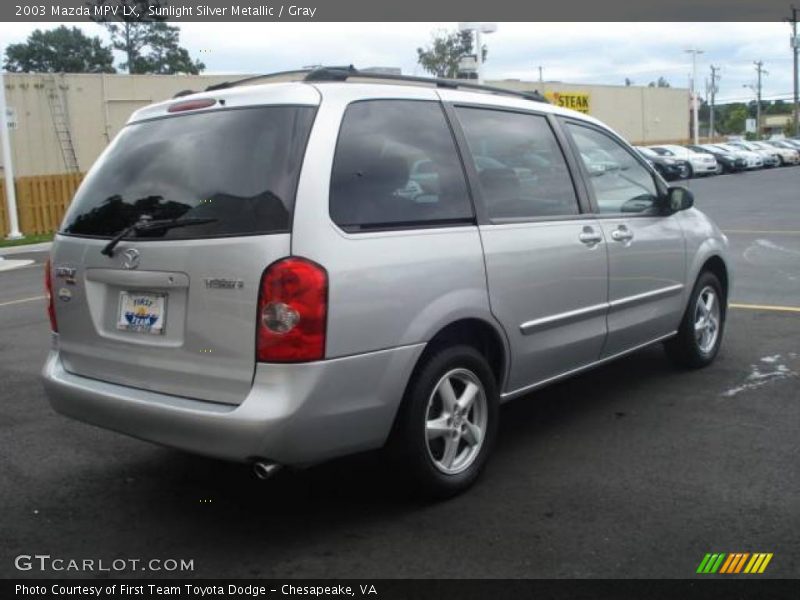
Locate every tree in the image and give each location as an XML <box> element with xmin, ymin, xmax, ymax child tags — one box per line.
<box><xmin>719</xmin><ymin>104</ymin><xmax>748</xmax><ymax>134</ymax></box>
<box><xmin>3</xmin><ymin>26</ymin><xmax>116</xmax><ymax>73</ymax></box>
<box><xmin>90</xmin><ymin>0</ymin><xmax>205</xmax><ymax>74</ymax></box>
<box><xmin>647</xmin><ymin>76</ymin><xmax>671</xmax><ymax>88</ymax></box>
<box><xmin>417</xmin><ymin>29</ymin><xmax>487</xmax><ymax>78</ymax></box>
<box><xmin>130</xmin><ymin>23</ymin><xmax>205</xmax><ymax>74</ymax></box>
<box><xmin>624</xmin><ymin>77</ymin><xmax>634</xmax><ymax>87</ymax></box>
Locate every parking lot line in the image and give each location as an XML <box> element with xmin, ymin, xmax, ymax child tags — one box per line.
<box><xmin>730</xmin><ymin>302</ymin><xmax>800</xmax><ymax>314</ymax></box>
<box><xmin>0</xmin><ymin>295</ymin><xmax>46</xmax><ymax>308</ymax></box>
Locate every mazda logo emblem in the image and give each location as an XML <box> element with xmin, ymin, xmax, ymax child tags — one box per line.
<box><xmin>121</xmin><ymin>248</ymin><xmax>140</xmax><ymax>270</ymax></box>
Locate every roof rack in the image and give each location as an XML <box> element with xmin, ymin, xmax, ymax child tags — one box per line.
<box><xmin>204</xmin><ymin>65</ymin><xmax>549</xmax><ymax>103</ymax></box>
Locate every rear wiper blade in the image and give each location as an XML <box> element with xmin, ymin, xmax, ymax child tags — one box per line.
<box><xmin>101</xmin><ymin>216</ymin><xmax>218</xmax><ymax>257</ymax></box>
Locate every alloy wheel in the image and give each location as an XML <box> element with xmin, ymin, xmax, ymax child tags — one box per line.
<box><xmin>425</xmin><ymin>368</ymin><xmax>488</xmax><ymax>475</ymax></box>
<box><xmin>694</xmin><ymin>286</ymin><xmax>721</xmax><ymax>354</ymax></box>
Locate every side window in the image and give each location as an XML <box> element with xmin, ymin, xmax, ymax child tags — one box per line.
<box><xmin>330</xmin><ymin>100</ymin><xmax>472</xmax><ymax>231</ymax></box>
<box><xmin>455</xmin><ymin>107</ymin><xmax>580</xmax><ymax>220</ymax></box>
<box><xmin>566</xmin><ymin>123</ymin><xmax>658</xmax><ymax>214</ymax></box>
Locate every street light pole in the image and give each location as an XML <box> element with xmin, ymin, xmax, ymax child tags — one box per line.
<box><xmin>458</xmin><ymin>22</ymin><xmax>497</xmax><ymax>84</ymax></box>
<box><xmin>685</xmin><ymin>48</ymin><xmax>704</xmax><ymax>144</ymax></box>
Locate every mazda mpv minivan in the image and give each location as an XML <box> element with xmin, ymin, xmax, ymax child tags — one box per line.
<box><xmin>43</xmin><ymin>67</ymin><xmax>731</xmax><ymax>496</ymax></box>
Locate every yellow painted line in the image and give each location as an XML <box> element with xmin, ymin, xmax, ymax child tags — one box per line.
<box><xmin>723</xmin><ymin>230</ymin><xmax>800</xmax><ymax>235</ymax></box>
<box><xmin>0</xmin><ymin>295</ymin><xmax>46</xmax><ymax>308</ymax></box>
<box><xmin>758</xmin><ymin>553</ymin><xmax>773</xmax><ymax>574</ymax></box>
<box><xmin>744</xmin><ymin>553</ymin><xmax>761</xmax><ymax>573</ymax></box>
<box><xmin>730</xmin><ymin>303</ymin><xmax>800</xmax><ymax>314</ymax></box>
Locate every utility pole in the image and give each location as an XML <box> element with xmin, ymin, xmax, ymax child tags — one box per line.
<box><xmin>538</xmin><ymin>66</ymin><xmax>543</xmax><ymax>84</ymax></box>
<box><xmin>754</xmin><ymin>60</ymin><xmax>767</xmax><ymax>140</ymax></box>
<box><xmin>708</xmin><ymin>65</ymin><xmax>720</xmax><ymax>140</ymax></box>
<box><xmin>685</xmin><ymin>48</ymin><xmax>704</xmax><ymax>144</ymax></box>
<box><xmin>789</xmin><ymin>5</ymin><xmax>799</xmax><ymax>136</ymax></box>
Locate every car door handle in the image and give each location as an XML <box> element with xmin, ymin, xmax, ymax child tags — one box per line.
<box><xmin>578</xmin><ymin>227</ymin><xmax>603</xmax><ymax>246</ymax></box>
<box><xmin>611</xmin><ymin>225</ymin><xmax>634</xmax><ymax>243</ymax></box>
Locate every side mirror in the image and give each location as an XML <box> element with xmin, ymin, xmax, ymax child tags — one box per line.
<box><xmin>666</xmin><ymin>186</ymin><xmax>694</xmax><ymax>212</ymax></box>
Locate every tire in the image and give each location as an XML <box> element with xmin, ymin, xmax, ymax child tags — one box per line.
<box><xmin>664</xmin><ymin>271</ymin><xmax>726</xmax><ymax>369</ymax></box>
<box><xmin>391</xmin><ymin>344</ymin><xmax>499</xmax><ymax>498</ymax></box>
<box><xmin>714</xmin><ymin>162</ymin><xmax>723</xmax><ymax>175</ymax></box>
<box><xmin>684</xmin><ymin>163</ymin><xmax>694</xmax><ymax>179</ymax></box>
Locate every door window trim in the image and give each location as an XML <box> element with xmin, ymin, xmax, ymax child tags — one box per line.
<box><xmin>444</xmin><ymin>102</ymin><xmax>593</xmax><ymax>226</ymax></box>
<box><xmin>557</xmin><ymin>116</ymin><xmax>669</xmax><ymax>219</ymax></box>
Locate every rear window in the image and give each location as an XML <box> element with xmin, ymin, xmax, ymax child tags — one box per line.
<box><xmin>60</xmin><ymin>106</ymin><xmax>316</xmax><ymax>239</ymax></box>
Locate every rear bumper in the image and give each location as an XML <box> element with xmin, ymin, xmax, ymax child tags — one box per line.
<box><xmin>42</xmin><ymin>343</ymin><xmax>425</xmax><ymax>465</ymax></box>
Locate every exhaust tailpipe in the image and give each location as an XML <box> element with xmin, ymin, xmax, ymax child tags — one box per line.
<box><xmin>252</xmin><ymin>460</ymin><xmax>282</xmax><ymax>480</ymax></box>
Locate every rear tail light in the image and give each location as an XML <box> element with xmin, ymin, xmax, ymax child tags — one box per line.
<box><xmin>256</xmin><ymin>257</ymin><xmax>327</xmax><ymax>363</ymax></box>
<box><xmin>44</xmin><ymin>258</ymin><xmax>58</xmax><ymax>332</ymax></box>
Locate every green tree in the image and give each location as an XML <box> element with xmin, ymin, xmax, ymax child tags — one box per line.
<box><xmin>3</xmin><ymin>26</ymin><xmax>115</xmax><ymax>73</ymax></box>
<box><xmin>720</xmin><ymin>104</ymin><xmax>748</xmax><ymax>134</ymax></box>
<box><xmin>417</xmin><ymin>29</ymin><xmax>487</xmax><ymax>78</ymax></box>
<box><xmin>131</xmin><ymin>23</ymin><xmax>205</xmax><ymax>74</ymax></box>
<box><xmin>90</xmin><ymin>0</ymin><xmax>204</xmax><ymax>74</ymax></box>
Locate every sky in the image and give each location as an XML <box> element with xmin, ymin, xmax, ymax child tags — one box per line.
<box><xmin>2</xmin><ymin>21</ymin><xmax>797</xmax><ymax>104</ymax></box>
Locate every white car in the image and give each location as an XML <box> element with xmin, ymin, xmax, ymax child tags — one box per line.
<box><xmin>757</xmin><ymin>141</ymin><xmax>800</xmax><ymax>166</ymax></box>
<box><xmin>648</xmin><ymin>144</ymin><xmax>718</xmax><ymax>177</ymax></box>
<box><xmin>726</xmin><ymin>141</ymin><xmax>779</xmax><ymax>167</ymax></box>
<box><xmin>712</xmin><ymin>144</ymin><xmax>763</xmax><ymax>169</ymax></box>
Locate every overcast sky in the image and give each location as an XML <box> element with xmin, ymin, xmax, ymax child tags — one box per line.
<box><xmin>2</xmin><ymin>21</ymin><xmax>796</xmax><ymax>103</ymax></box>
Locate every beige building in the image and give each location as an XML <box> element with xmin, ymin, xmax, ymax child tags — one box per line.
<box><xmin>2</xmin><ymin>72</ymin><xmax>690</xmax><ymax>178</ymax></box>
<box><xmin>488</xmin><ymin>79</ymin><xmax>690</xmax><ymax>146</ymax></box>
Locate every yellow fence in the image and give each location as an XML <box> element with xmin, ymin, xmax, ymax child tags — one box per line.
<box><xmin>0</xmin><ymin>172</ymin><xmax>84</xmax><ymax>237</ymax></box>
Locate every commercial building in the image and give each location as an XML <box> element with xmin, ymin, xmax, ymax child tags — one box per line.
<box><xmin>1</xmin><ymin>72</ymin><xmax>689</xmax><ymax>178</ymax></box>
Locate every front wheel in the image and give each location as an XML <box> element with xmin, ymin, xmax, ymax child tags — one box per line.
<box><xmin>664</xmin><ymin>271</ymin><xmax>726</xmax><ymax>368</ymax></box>
<box><xmin>392</xmin><ymin>345</ymin><xmax>498</xmax><ymax>498</ymax></box>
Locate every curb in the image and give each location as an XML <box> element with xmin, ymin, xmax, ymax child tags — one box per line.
<box><xmin>0</xmin><ymin>242</ymin><xmax>52</xmax><ymax>256</ymax></box>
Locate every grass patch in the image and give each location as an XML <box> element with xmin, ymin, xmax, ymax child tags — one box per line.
<box><xmin>0</xmin><ymin>232</ymin><xmax>54</xmax><ymax>248</ymax></box>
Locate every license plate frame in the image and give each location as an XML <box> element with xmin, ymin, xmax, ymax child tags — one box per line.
<box><xmin>116</xmin><ymin>291</ymin><xmax>167</xmax><ymax>335</ymax></box>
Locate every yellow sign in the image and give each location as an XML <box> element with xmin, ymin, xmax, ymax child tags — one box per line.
<box><xmin>544</xmin><ymin>91</ymin><xmax>590</xmax><ymax>114</ymax></box>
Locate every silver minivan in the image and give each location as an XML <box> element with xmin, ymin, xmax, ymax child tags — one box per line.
<box><xmin>42</xmin><ymin>68</ymin><xmax>731</xmax><ymax>496</ymax></box>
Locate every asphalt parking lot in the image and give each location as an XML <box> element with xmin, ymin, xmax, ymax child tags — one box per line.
<box><xmin>1</xmin><ymin>167</ymin><xmax>798</xmax><ymax>579</ymax></box>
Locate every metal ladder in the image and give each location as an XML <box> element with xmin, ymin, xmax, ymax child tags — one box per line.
<box><xmin>44</xmin><ymin>75</ymin><xmax>80</xmax><ymax>172</ymax></box>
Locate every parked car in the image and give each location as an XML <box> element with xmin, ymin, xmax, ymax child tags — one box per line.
<box><xmin>712</xmin><ymin>143</ymin><xmax>764</xmax><ymax>169</ymax></box>
<box><xmin>687</xmin><ymin>144</ymin><xmax>746</xmax><ymax>174</ymax></box>
<box><xmin>781</xmin><ymin>138</ymin><xmax>800</xmax><ymax>150</ymax></box>
<box><xmin>726</xmin><ymin>141</ymin><xmax>780</xmax><ymax>167</ymax></box>
<box><xmin>647</xmin><ymin>144</ymin><xmax>718</xmax><ymax>177</ymax></box>
<box><xmin>635</xmin><ymin>146</ymin><xmax>691</xmax><ymax>180</ymax></box>
<box><xmin>42</xmin><ymin>68</ymin><xmax>732</xmax><ymax>497</ymax></box>
<box><xmin>755</xmin><ymin>141</ymin><xmax>800</xmax><ymax>166</ymax></box>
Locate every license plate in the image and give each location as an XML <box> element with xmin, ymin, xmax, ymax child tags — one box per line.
<box><xmin>117</xmin><ymin>292</ymin><xmax>167</xmax><ymax>334</ymax></box>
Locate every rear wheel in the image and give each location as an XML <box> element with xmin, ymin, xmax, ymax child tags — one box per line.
<box><xmin>392</xmin><ymin>345</ymin><xmax>498</xmax><ymax>498</ymax></box>
<box><xmin>682</xmin><ymin>163</ymin><xmax>694</xmax><ymax>179</ymax></box>
<box><xmin>664</xmin><ymin>271</ymin><xmax>725</xmax><ymax>368</ymax></box>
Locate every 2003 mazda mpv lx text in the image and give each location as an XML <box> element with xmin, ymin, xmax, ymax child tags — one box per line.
<box><xmin>42</xmin><ymin>67</ymin><xmax>731</xmax><ymax>496</ymax></box>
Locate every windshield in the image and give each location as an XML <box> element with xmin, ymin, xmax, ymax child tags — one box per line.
<box><xmin>649</xmin><ymin>147</ymin><xmax>673</xmax><ymax>156</ymax></box>
<box><xmin>60</xmin><ymin>106</ymin><xmax>317</xmax><ymax>239</ymax></box>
